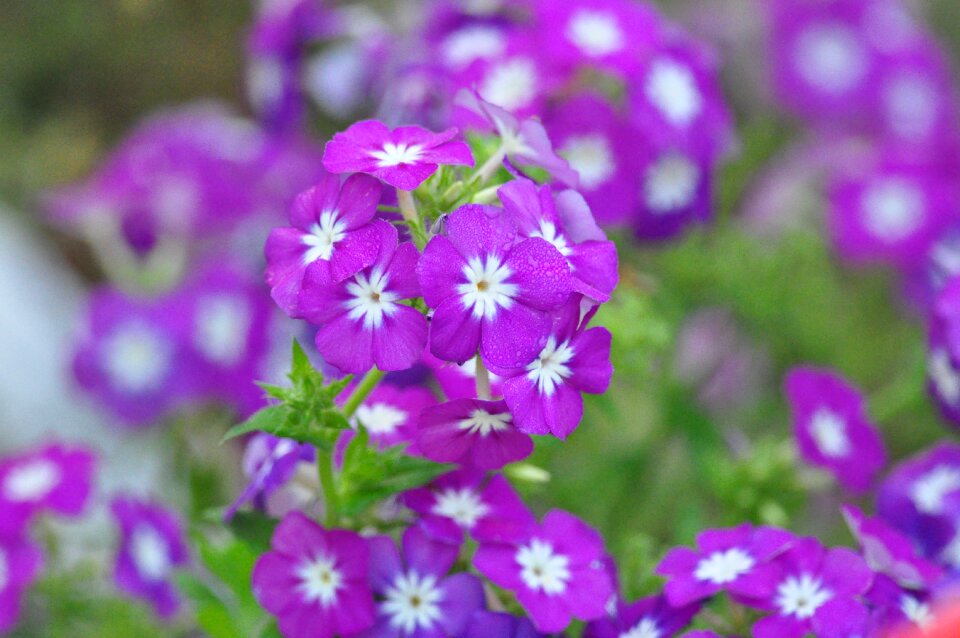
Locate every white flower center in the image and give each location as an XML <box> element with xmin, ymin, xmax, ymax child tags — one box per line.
<box><xmin>442</xmin><ymin>26</ymin><xmax>506</xmax><ymax>70</ymax></box>
<box><xmin>296</xmin><ymin>554</ymin><xmax>344</xmax><ymax>606</ymax></box>
<box><xmin>794</xmin><ymin>23</ymin><xmax>868</xmax><ymax>94</ymax></box>
<box><xmin>194</xmin><ymin>294</ymin><xmax>251</xmax><ymax>366</ymax></box>
<box><xmin>102</xmin><ymin>323</ymin><xmax>172</xmax><ymax>394</ymax></box>
<box><xmin>861</xmin><ymin>178</ymin><xmax>925</xmax><ymax>242</ymax></box>
<box><xmin>560</xmin><ymin>134</ymin><xmax>616</xmax><ymax>190</ymax></box>
<box><xmin>131</xmin><ymin>524</ymin><xmax>172</xmax><ymax>582</ymax></box>
<box><xmin>694</xmin><ymin>548</ymin><xmax>755</xmax><ymax>585</ymax></box>
<box><xmin>644</xmin><ymin>152</ymin><xmax>700</xmax><ymax>213</ymax></box>
<box><xmin>382</xmin><ymin>571</ymin><xmax>444</xmax><ymax>633</ymax></box>
<box><xmin>353</xmin><ymin>402</ymin><xmax>408</xmax><ymax>435</ymax></box>
<box><xmin>776</xmin><ymin>573</ymin><xmax>832</xmax><ymax>620</ymax></box>
<box><xmin>344</xmin><ymin>268</ymin><xmax>399</xmax><ymax>330</ymax></box>
<box><xmin>645</xmin><ymin>59</ymin><xmax>703</xmax><ymax>126</ymax></box>
<box><xmin>371</xmin><ymin>142</ymin><xmax>424</xmax><ymax>168</ymax></box>
<box><xmin>431</xmin><ymin>487</ymin><xmax>490</xmax><ymax>528</ymax></box>
<box><xmin>929</xmin><ymin>348</ymin><xmax>960</xmax><ymax>405</ymax></box>
<box><xmin>526</xmin><ymin>336</ymin><xmax>575</xmax><ymax>397</ymax></box>
<box><xmin>302</xmin><ymin>211</ymin><xmax>347</xmax><ymax>263</ymax></box>
<box><xmin>458</xmin><ymin>409</ymin><xmax>512</xmax><ymax>437</ymax></box>
<box><xmin>911</xmin><ymin>465</ymin><xmax>960</xmax><ymax>514</ymax></box>
<box><xmin>901</xmin><ymin>595</ymin><xmax>933</xmax><ymax>628</ymax></box>
<box><xmin>884</xmin><ymin>74</ymin><xmax>937</xmax><ymax>140</ymax></box>
<box><xmin>529</xmin><ymin>220</ymin><xmax>572</xmax><ymax>257</ymax></box>
<box><xmin>516</xmin><ymin>539</ymin><xmax>571</xmax><ymax>595</ymax></box>
<box><xmin>620</xmin><ymin>618</ymin><xmax>662</xmax><ymax>638</ymax></box>
<box><xmin>480</xmin><ymin>57</ymin><xmax>538</xmax><ymax>112</ymax></box>
<box><xmin>457</xmin><ymin>255</ymin><xmax>518</xmax><ymax>320</ymax></box>
<box><xmin>4</xmin><ymin>459</ymin><xmax>60</xmax><ymax>502</ymax></box>
<box><xmin>808</xmin><ymin>409</ymin><xmax>851</xmax><ymax>458</ymax></box>
<box><xmin>566</xmin><ymin>10</ymin><xmax>625</xmax><ymax>57</ymax></box>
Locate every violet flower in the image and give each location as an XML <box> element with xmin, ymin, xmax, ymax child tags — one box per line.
<box><xmin>584</xmin><ymin>594</ymin><xmax>700</xmax><ymax>638</ymax></box>
<box><xmin>0</xmin><ymin>533</ymin><xmax>43</xmax><ymax>633</ymax></box>
<box><xmin>225</xmin><ymin>434</ymin><xmax>315</xmax><ymax>520</ymax></box>
<box><xmin>464</xmin><ymin>611</ymin><xmax>547</xmax><ymax>638</ymax></box>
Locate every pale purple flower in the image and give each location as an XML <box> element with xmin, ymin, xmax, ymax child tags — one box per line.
<box><xmin>492</xmin><ymin>299</ymin><xmax>612</xmax><ymax>439</ymax></box>
<box><xmin>347</xmin><ymin>383</ymin><xmax>438</xmax><ymax>451</ymax></box>
<box><xmin>110</xmin><ymin>496</ymin><xmax>190</xmax><ymax>619</ymax></box>
<box><xmin>584</xmin><ymin>594</ymin><xmax>700</xmax><ymax>638</ymax></box>
<box><xmin>322</xmin><ymin>120</ymin><xmax>474</xmax><ymax>191</ymax></box>
<box><xmin>464</xmin><ymin>611</ymin><xmax>546</xmax><ymax>638</ymax></box>
<box><xmin>751</xmin><ymin>538</ymin><xmax>873</xmax><ymax>638</ymax></box>
<box><xmin>403</xmin><ymin>470</ymin><xmax>536</xmax><ymax>545</ymax></box>
<box><xmin>264</xmin><ymin>172</ymin><xmax>384</xmax><ymax>317</ymax></box>
<box><xmin>416</xmin><ymin>399</ymin><xmax>533</xmax><ymax>471</ymax></box>
<box><xmin>299</xmin><ymin>223</ymin><xmax>427</xmax><ymax>374</ymax></box>
<box><xmin>656</xmin><ymin>523</ymin><xmax>794</xmax><ymax>607</ymax></box>
<box><xmin>497</xmin><ymin>179</ymin><xmax>618</xmax><ymax>303</ymax></box>
<box><xmin>784</xmin><ymin>366</ymin><xmax>887</xmax><ymax>493</ymax></box>
<box><xmin>357</xmin><ymin>525</ymin><xmax>484</xmax><ymax>638</ymax></box>
<box><xmin>0</xmin><ymin>533</ymin><xmax>43</xmax><ymax>633</ymax></box>
<box><xmin>0</xmin><ymin>443</ymin><xmax>96</xmax><ymax>535</ymax></box>
<box><xmin>226</xmin><ymin>434</ymin><xmax>315</xmax><ymax>520</ymax></box>
<box><xmin>418</xmin><ymin>204</ymin><xmax>573</xmax><ymax>368</ymax></box>
<box><xmin>252</xmin><ymin>512</ymin><xmax>375</xmax><ymax>638</ymax></box>
<box><xmin>474</xmin><ymin>509</ymin><xmax>615</xmax><ymax>632</ymax></box>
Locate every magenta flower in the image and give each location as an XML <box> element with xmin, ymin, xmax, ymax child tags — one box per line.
<box><xmin>784</xmin><ymin>366</ymin><xmax>887</xmax><ymax>493</ymax></box>
<box><xmin>264</xmin><ymin>172</ymin><xmax>384</xmax><ymax>317</ymax></box>
<box><xmin>403</xmin><ymin>470</ymin><xmax>536</xmax><ymax>545</ymax></box>
<box><xmin>656</xmin><ymin>523</ymin><xmax>794</xmax><ymax>607</ymax></box>
<box><xmin>416</xmin><ymin>399</ymin><xmax>533</xmax><ymax>471</ymax></box>
<box><xmin>0</xmin><ymin>533</ymin><xmax>43</xmax><ymax>633</ymax></box>
<box><xmin>464</xmin><ymin>611</ymin><xmax>546</xmax><ymax>638</ymax></box>
<box><xmin>322</xmin><ymin>120</ymin><xmax>474</xmax><ymax>191</ymax></box>
<box><xmin>0</xmin><ymin>443</ymin><xmax>96</xmax><ymax>534</ymax></box>
<box><xmin>633</xmin><ymin>139</ymin><xmax>713</xmax><ymax>241</ymax></box>
<box><xmin>299</xmin><ymin>223</ymin><xmax>428</xmax><ymax>374</ymax></box>
<box><xmin>584</xmin><ymin>594</ymin><xmax>700</xmax><ymax>638</ymax></box>
<box><xmin>252</xmin><ymin>512</ymin><xmax>375</xmax><ymax>638</ymax></box>
<box><xmin>498</xmin><ymin>179</ymin><xmax>618</xmax><ymax>303</ymax></box>
<box><xmin>225</xmin><ymin>434</ymin><xmax>315</xmax><ymax>520</ymax></box>
<box><xmin>493</xmin><ymin>299</ymin><xmax>613</xmax><ymax>439</ymax></box>
<box><xmin>349</xmin><ymin>384</ymin><xmax>438</xmax><ymax>450</ymax></box>
<box><xmin>110</xmin><ymin>496</ymin><xmax>190</xmax><ymax>619</ymax></box>
<box><xmin>418</xmin><ymin>204</ymin><xmax>573</xmax><ymax>368</ymax></box>
<box><xmin>751</xmin><ymin>538</ymin><xmax>873</xmax><ymax>638</ymax></box>
<box><xmin>357</xmin><ymin>525</ymin><xmax>484</xmax><ymax>638</ymax></box>
<box><xmin>473</xmin><ymin>509</ymin><xmax>615</xmax><ymax>632</ymax></box>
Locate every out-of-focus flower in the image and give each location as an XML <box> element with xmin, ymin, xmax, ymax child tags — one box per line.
<box><xmin>416</xmin><ymin>398</ymin><xmax>533</xmax><ymax>470</ymax></box>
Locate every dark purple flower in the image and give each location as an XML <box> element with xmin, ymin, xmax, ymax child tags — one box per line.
<box><xmin>473</xmin><ymin>509</ymin><xmax>615</xmax><ymax>632</ymax></box>
<box><xmin>751</xmin><ymin>537</ymin><xmax>873</xmax><ymax>638</ymax></box>
<box><xmin>252</xmin><ymin>512</ymin><xmax>375</xmax><ymax>638</ymax></box>
<box><xmin>226</xmin><ymin>434</ymin><xmax>315</xmax><ymax>520</ymax></box>
<box><xmin>0</xmin><ymin>443</ymin><xmax>96</xmax><ymax>534</ymax></box>
<box><xmin>418</xmin><ymin>204</ymin><xmax>573</xmax><ymax>368</ymax></box>
<box><xmin>584</xmin><ymin>594</ymin><xmax>700</xmax><ymax>638</ymax></box>
<box><xmin>299</xmin><ymin>223</ymin><xmax>428</xmax><ymax>374</ymax></box>
<box><xmin>633</xmin><ymin>139</ymin><xmax>713</xmax><ymax>241</ymax></box>
<box><xmin>464</xmin><ymin>611</ymin><xmax>547</xmax><ymax>638</ymax></box>
<box><xmin>784</xmin><ymin>366</ymin><xmax>887</xmax><ymax>493</ymax></box>
<box><xmin>416</xmin><ymin>398</ymin><xmax>533</xmax><ymax>471</ymax></box>
<box><xmin>356</xmin><ymin>525</ymin><xmax>484</xmax><ymax>638</ymax></box>
<box><xmin>0</xmin><ymin>533</ymin><xmax>43</xmax><ymax>633</ymax></box>
<box><xmin>264</xmin><ymin>172</ymin><xmax>384</xmax><ymax>317</ymax></box>
<box><xmin>656</xmin><ymin>523</ymin><xmax>794</xmax><ymax>607</ymax></box>
<box><xmin>322</xmin><ymin>120</ymin><xmax>474</xmax><ymax>191</ymax></box>
<box><xmin>110</xmin><ymin>496</ymin><xmax>190</xmax><ymax>619</ymax></box>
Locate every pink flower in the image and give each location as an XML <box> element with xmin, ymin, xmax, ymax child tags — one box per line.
<box><xmin>322</xmin><ymin>120</ymin><xmax>474</xmax><ymax>190</ymax></box>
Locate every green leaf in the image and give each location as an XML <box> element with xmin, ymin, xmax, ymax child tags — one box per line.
<box><xmin>197</xmin><ymin>601</ymin><xmax>245</xmax><ymax>638</ymax></box>
<box><xmin>221</xmin><ymin>405</ymin><xmax>287</xmax><ymax>443</ymax></box>
<box><xmin>290</xmin><ymin>339</ymin><xmax>313</xmax><ymax>384</ymax></box>
<box><xmin>226</xmin><ymin>510</ymin><xmax>278</xmax><ymax>554</ymax></box>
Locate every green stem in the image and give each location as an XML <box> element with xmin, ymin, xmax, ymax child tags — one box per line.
<box><xmin>397</xmin><ymin>190</ymin><xmax>419</xmax><ymax>224</ymax></box>
<box><xmin>475</xmin><ymin>355</ymin><xmax>491</xmax><ymax>400</ymax></box>
<box><xmin>472</xmin><ymin>146</ymin><xmax>507</xmax><ymax>186</ymax></box>
<box><xmin>342</xmin><ymin>368</ymin><xmax>387</xmax><ymax>418</ymax></box>
<box><xmin>317</xmin><ymin>450</ymin><xmax>339</xmax><ymax>527</ymax></box>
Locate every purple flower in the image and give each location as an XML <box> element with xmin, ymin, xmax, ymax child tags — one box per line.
<box><xmin>452</xmin><ymin>35</ymin><xmax>552</xmax><ymax>118</ymax></box>
<box><xmin>322</xmin><ymin>120</ymin><xmax>474</xmax><ymax>191</ymax></box>
<box><xmin>356</xmin><ymin>525</ymin><xmax>484</xmax><ymax>638</ymax></box>
<box><xmin>0</xmin><ymin>533</ymin><xmax>43</xmax><ymax>633</ymax></box>
<box><xmin>418</xmin><ymin>204</ymin><xmax>573</xmax><ymax>368</ymax></box>
<box><xmin>473</xmin><ymin>509</ymin><xmax>615</xmax><ymax>632</ymax></box>
<box><xmin>404</xmin><ymin>470</ymin><xmax>536</xmax><ymax>545</ymax></box>
<box><xmin>299</xmin><ymin>223</ymin><xmax>428</xmax><ymax>374</ymax></box>
<box><xmin>264</xmin><ymin>172</ymin><xmax>384</xmax><ymax>317</ymax></box>
<box><xmin>226</xmin><ymin>434</ymin><xmax>315</xmax><ymax>520</ymax></box>
<box><xmin>751</xmin><ymin>538</ymin><xmax>873</xmax><ymax>638</ymax></box>
<box><xmin>492</xmin><ymin>299</ymin><xmax>612</xmax><ymax>439</ymax></box>
<box><xmin>349</xmin><ymin>384</ymin><xmax>439</xmax><ymax>450</ymax></box>
<box><xmin>497</xmin><ymin>179</ymin><xmax>618</xmax><ymax>303</ymax></box>
<box><xmin>0</xmin><ymin>443</ymin><xmax>96</xmax><ymax>534</ymax></box>
<box><xmin>864</xmin><ymin>573</ymin><xmax>936</xmax><ymax>635</ymax></box>
<box><xmin>932</xmin><ymin>276</ymin><xmax>960</xmax><ymax>368</ymax></box>
<box><xmin>424</xmin><ymin>350</ymin><xmax>505</xmax><ymax>400</ymax></box>
<box><xmin>656</xmin><ymin>523</ymin><xmax>794</xmax><ymax>607</ymax></box>
<box><xmin>784</xmin><ymin>366</ymin><xmax>887</xmax><ymax>493</ymax></box>
<box><xmin>110</xmin><ymin>496</ymin><xmax>190</xmax><ymax>619</ymax></box>
<box><xmin>416</xmin><ymin>399</ymin><xmax>533</xmax><ymax>471</ymax></box>
<box><xmin>252</xmin><ymin>512</ymin><xmax>375</xmax><ymax>638</ymax></box>
<box><xmin>633</xmin><ymin>139</ymin><xmax>713</xmax><ymax>241</ymax></box>
<box><xmin>463</xmin><ymin>611</ymin><xmax>546</xmax><ymax>638</ymax></box>
<box><xmin>841</xmin><ymin>504</ymin><xmax>943</xmax><ymax>591</ymax></box>
<box><xmin>584</xmin><ymin>594</ymin><xmax>700</xmax><ymax>638</ymax></box>
<box><xmin>926</xmin><ymin>328</ymin><xmax>960</xmax><ymax>427</ymax></box>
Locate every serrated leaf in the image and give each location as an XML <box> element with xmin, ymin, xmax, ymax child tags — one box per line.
<box><xmin>221</xmin><ymin>405</ymin><xmax>288</xmax><ymax>443</ymax></box>
<box><xmin>290</xmin><ymin>338</ymin><xmax>313</xmax><ymax>384</ymax></box>
<box><xmin>255</xmin><ymin>381</ymin><xmax>289</xmax><ymax>401</ymax></box>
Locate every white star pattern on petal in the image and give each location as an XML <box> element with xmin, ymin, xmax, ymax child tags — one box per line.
<box><xmin>526</xmin><ymin>336</ymin><xmax>575</xmax><ymax>397</ymax></box>
<box><xmin>457</xmin><ymin>255</ymin><xmax>518</xmax><ymax>320</ymax></box>
<box><xmin>619</xmin><ymin>618</ymin><xmax>662</xmax><ymax>638</ymax></box>
<box><xmin>370</xmin><ymin>142</ymin><xmax>424</xmax><ymax>167</ymax></box>
<box><xmin>381</xmin><ymin>571</ymin><xmax>444</xmax><ymax>633</ymax></box>
<box><xmin>4</xmin><ymin>459</ymin><xmax>60</xmax><ymax>502</ymax></box>
<box><xmin>296</xmin><ymin>554</ymin><xmax>344</xmax><ymax>606</ymax></box>
<box><xmin>302</xmin><ymin>211</ymin><xmax>347</xmax><ymax>263</ymax></box>
<box><xmin>911</xmin><ymin>465</ymin><xmax>960</xmax><ymax>515</ymax></box>
<box><xmin>644</xmin><ymin>59</ymin><xmax>703</xmax><ymax>126</ymax></box>
<box><xmin>344</xmin><ymin>268</ymin><xmax>400</xmax><ymax>330</ymax></box>
<box><xmin>566</xmin><ymin>10</ymin><xmax>625</xmax><ymax>57</ymax></box>
<box><xmin>775</xmin><ymin>574</ymin><xmax>832</xmax><ymax>620</ymax></box>
<box><xmin>432</xmin><ymin>487</ymin><xmax>490</xmax><ymax>529</ymax></box>
<box><xmin>808</xmin><ymin>409</ymin><xmax>851</xmax><ymax>458</ymax></box>
<box><xmin>458</xmin><ymin>409</ymin><xmax>512</xmax><ymax>437</ymax></box>
<box><xmin>694</xmin><ymin>548</ymin><xmax>754</xmax><ymax>585</ymax></box>
<box><xmin>560</xmin><ymin>134</ymin><xmax>616</xmax><ymax>190</ymax></box>
<box><xmin>644</xmin><ymin>153</ymin><xmax>700</xmax><ymax>214</ymax></box>
<box><xmin>130</xmin><ymin>525</ymin><xmax>172</xmax><ymax>582</ymax></box>
<box><xmin>516</xmin><ymin>539</ymin><xmax>571</xmax><ymax>595</ymax></box>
